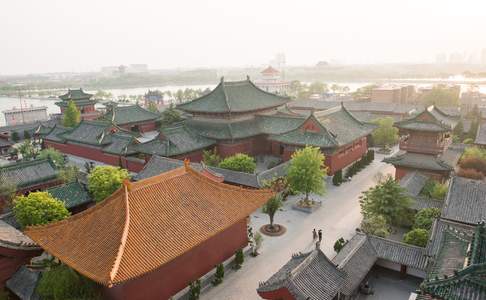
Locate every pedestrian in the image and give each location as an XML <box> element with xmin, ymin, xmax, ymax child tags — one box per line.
<box><xmin>318</xmin><ymin>229</ymin><xmax>322</xmax><ymax>242</ymax></box>
<box><xmin>312</xmin><ymin>229</ymin><xmax>317</xmax><ymax>240</ymax></box>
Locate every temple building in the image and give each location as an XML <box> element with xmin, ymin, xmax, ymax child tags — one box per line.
<box><xmin>42</xmin><ymin>78</ymin><xmax>374</xmax><ymax>175</ymax></box>
<box><xmin>25</xmin><ymin>163</ymin><xmax>273</xmax><ymax>300</ymax></box>
<box><xmin>56</xmin><ymin>88</ymin><xmax>99</xmax><ymax>120</ymax></box>
<box><xmin>143</xmin><ymin>90</ymin><xmax>165</xmax><ymax>111</ymax></box>
<box><xmin>384</xmin><ymin>106</ymin><xmax>462</xmax><ymax>181</ymax></box>
<box><xmin>255</xmin><ymin>66</ymin><xmax>290</xmax><ymax>95</ymax></box>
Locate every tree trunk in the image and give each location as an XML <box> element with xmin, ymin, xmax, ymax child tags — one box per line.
<box><xmin>269</xmin><ymin>214</ymin><xmax>274</xmax><ymax>229</ymax></box>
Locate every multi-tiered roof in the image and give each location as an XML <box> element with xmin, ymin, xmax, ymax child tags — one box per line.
<box><xmin>394</xmin><ymin>106</ymin><xmax>458</xmax><ymax>132</ymax></box>
<box><xmin>56</xmin><ymin>88</ymin><xmax>96</xmax><ymax>108</ymax></box>
<box><xmin>26</xmin><ymin>163</ymin><xmax>273</xmax><ymax>286</ymax></box>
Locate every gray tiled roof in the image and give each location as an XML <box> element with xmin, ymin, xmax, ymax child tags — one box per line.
<box><xmin>368</xmin><ymin>235</ymin><xmax>428</xmax><ymax>270</ymax></box>
<box><xmin>395</xmin><ymin>106</ymin><xmax>457</xmax><ymax>132</ymax></box>
<box><xmin>384</xmin><ymin>147</ymin><xmax>463</xmax><ymax>172</ymax></box>
<box><xmin>6</xmin><ymin>266</ymin><xmax>41</xmax><ymax>300</ymax></box>
<box><xmin>0</xmin><ymin>220</ymin><xmax>37</xmax><ymax>250</ymax></box>
<box><xmin>133</xmin><ymin>155</ymin><xmax>202</xmax><ymax>181</ymax></box>
<box><xmin>442</xmin><ymin>176</ymin><xmax>486</xmax><ymax>225</ymax></box>
<box><xmin>400</xmin><ymin>172</ymin><xmax>429</xmax><ymax>197</ymax></box>
<box><xmin>289</xmin><ymin>100</ymin><xmax>418</xmax><ymax>114</ymax></box>
<box><xmin>411</xmin><ymin>197</ymin><xmax>444</xmax><ymax>211</ymax></box>
<box><xmin>258</xmin><ymin>248</ymin><xmax>346</xmax><ymax>300</ymax></box>
<box><xmin>61</xmin><ymin>120</ymin><xmax>112</xmax><ymax>146</ymax></box>
<box><xmin>0</xmin><ymin>159</ymin><xmax>59</xmax><ymax>189</ymax></box>
<box><xmin>474</xmin><ymin>122</ymin><xmax>486</xmax><ymax>145</ymax></box>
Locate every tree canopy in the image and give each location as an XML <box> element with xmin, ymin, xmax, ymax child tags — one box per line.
<box><xmin>403</xmin><ymin>228</ymin><xmax>429</xmax><ymax>247</ymax></box>
<box><xmin>87</xmin><ymin>166</ymin><xmax>129</xmax><ymax>202</ymax></box>
<box><xmin>262</xmin><ymin>194</ymin><xmax>283</xmax><ymax>229</ymax></box>
<box><xmin>18</xmin><ymin>139</ymin><xmax>38</xmax><ymax>160</ymax></box>
<box><xmin>0</xmin><ymin>177</ymin><xmax>16</xmax><ymax>207</ymax></box>
<box><xmin>359</xmin><ymin>175</ymin><xmax>412</xmax><ymax>225</ymax></box>
<box><xmin>360</xmin><ymin>214</ymin><xmax>390</xmax><ymax>238</ymax></box>
<box><xmin>13</xmin><ymin>192</ymin><xmax>70</xmax><ymax>228</ymax></box>
<box><xmin>39</xmin><ymin>148</ymin><xmax>65</xmax><ymax>168</ymax></box>
<box><xmin>160</xmin><ymin>104</ymin><xmax>183</xmax><ymax>128</ymax></box>
<box><xmin>422</xmin><ymin>85</ymin><xmax>460</xmax><ymax>106</ymax></box>
<box><xmin>414</xmin><ymin>208</ymin><xmax>441</xmax><ymax>230</ymax></box>
<box><xmin>371</xmin><ymin>117</ymin><xmax>399</xmax><ymax>147</ymax></box>
<box><xmin>218</xmin><ymin>153</ymin><xmax>256</xmax><ymax>173</ymax></box>
<box><xmin>287</xmin><ymin>146</ymin><xmax>326</xmax><ymax>201</ymax></box>
<box><xmin>63</xmin><ymin>100</ymin><xmax>81</xmax><ymax>128</ymax></box>
<box><xmin>202</xmin><ymin>149</ymin><xmax>221</xmax><ymax>167</ymax></box>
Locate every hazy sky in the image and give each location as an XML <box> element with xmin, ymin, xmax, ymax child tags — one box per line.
<box><xmin>1</xmin><ymin>0</ymin><xmax>485</xmax><ymax>75</ymax></box>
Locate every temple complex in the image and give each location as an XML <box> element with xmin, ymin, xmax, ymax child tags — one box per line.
<box><xmin>25</xmin><ymin>163</ymin><xmax>273</xmax><ymax>300</ymax></box>
<box><xmin>384</xmin><ymin>106</ymin><xmax>462</xmax><ymax>181</ymax></box>
<box><xmin>56</xmin><ymin>89</ymin><xmax>99</xmax><ymax>120</ymax></box>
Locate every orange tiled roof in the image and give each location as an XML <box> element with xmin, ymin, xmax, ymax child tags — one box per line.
<box><xmin>25</xmin><ymin>162</ymin><xmax>273</xmax><ymax>286</ymax></box>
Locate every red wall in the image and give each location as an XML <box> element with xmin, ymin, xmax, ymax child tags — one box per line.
<box><xmin>44</xmin><ymin>141</ymin><xmax>145</xmax><ymax>172</ymax></box>
<box><xmin>258</xmin><ymin>287</ymin><xmax>296</xmax><ymax>300</ymax></box>
<box><xmin>0</xmin><ymin>247</ymin><xmax>42</xmax><ymax>288</ymax></box>
<box><xmin>217</xmin><ymin>136</ymin><xmax>271</xmax><ymax>158</ymax></box>
<box><xmin>104</xmin><ymin>219</ymin><xmax>249</xmax><ymax>300</ymax></box>
<box><xmin>327</xmin><ymin>137</ymin><xmax>368</xmax><ymax>175</ymax></box>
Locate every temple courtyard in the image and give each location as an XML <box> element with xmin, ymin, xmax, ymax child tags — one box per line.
<box><xmin>200</xmin><ymin>151</ymin><xmax>396</xmax><ymax>300</ymax></box>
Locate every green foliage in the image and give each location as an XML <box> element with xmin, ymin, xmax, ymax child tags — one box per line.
<box><xmin>59</xmin><ymin>165</ymin><xmax>79</xmax><ymax>183</ymax></box>
<box><xmin>18</xmin><ymin>139</ymin><xmax>38</xmax><ymax>160</ymax></box>
<box><xmin>212</xmin><ymin>264</ymin><xmax>225</xmax><ymax>286</ymax></box>
<box><xmin>233</xmin><ymin>249</ymin><xmax>244</xmax><ymax>270</ymax></box>
<box><xmin>36</xmin><ymin>264</ymin><xmax>100</xmax><ymax>300</ymax></box>
<box><xmin>0</xmin><ymin>177</ymin><xmax>16</xmax><ymax>207</ymax></box>
<box><xmin>261</xmin><ymin>176</ymin><xmax>293</xmax><ymax>200</ymax></box>
<box><xmin>147</xmin><ymin>101</ymin><xmax>159</xmax><ymax>113</ymax></box>
<box><xmin>414</xmin><ymin>208</ymin><xmax>441</xmax><ymax>230</ymax></box>
<box><xmin>287</xmin><ymin>146</ymin><xmax>326</xmax><ymax>201</ymax></box>
<box><xmin>372</xmin><ymin>117</ymin><xmax>399</xmax><ymax>147</ymax></box>
<box><xmin>262</xmin><ymin>194</ymin><xmax>283</xmax><ymax>228</ymax></box>
<box><xmin>11</xmin><ymin>131</ymin><xmax>19</xmax><ymax>142</ymax></box>
<box><xmin>359</xmin><ymin>176</ymin><xmax>412</xmax><ymax>226</ymax></box>
<box><xmin>218</xmin><ymin>153</ymin><xmax>256</xmax><ymax>173</ymax></box>
<box><xmin>360</xmin><ymin>214</ymin><xmax>391</xmax><ymax>238</ymax></box>
<box><xmin>352</xmin><ymin>84</ymin><xmax>378</xmax><ymax>99</ymax></box>
<box><xmin>463</xmin><ymin>138</ymin><xmax>474</xmax><ymax>144</ymax></box>
<box><xmin>453</xmin><ymin>119</ymin><xmax>464</xmax><ymax>138</ymax></box>
<box><xmin>13</xmin><ymin>192</ymin><xmax>70</xmax><ymax>228</ymax></box>
<box><xmin>253</xmin><ymin>231</ymin><xmax>263</xmax><ymax>255</ymax></box>
<box><xmin>463</xmin><ymin>146</ymin><xmax>486</xmax><ymax>160</ymax></box>
<box><xmin>39</xmin><ymin>148</ymin><xmax>65</xmax><ymax>168</ymax></box>
<box><xmin>202</xmin><ymin>149</ymin><xmax>221</xmax><ymax>167</ymax></box>
<box><xmin>63</xmin><ymin>100</ymin><xmax>81</xmax><ymax>128</ymax></box>
<box><xmin>467</xmin><ymin>119</ymin><xmax>480</xmax><ymax>140</ymax></box>
<box><xmin>332</xmin><ymin>169</ymin><xmax>343</xmax><ymax>186</ymax></box>
<box><xmin>403</xmin><ymin>228</ymin><xmax>429</xmax><ymax>247</ymax></box>
<box><xmin>422</xmin><ymin>85</ymin><xmax>460</xmax><ymax>106</ymax></box>
<box><xmin>420</xmin><ymin>179</ymin><xmax>447</xmax><ymax>200</ymax></box>
<box><xmin>333</xmin><ymin>237</ymin><xmax>347</xmax><ymax>253</ymax></box>
<box><xmin>160</xmin><ymin>104</ymin><xmax>183</xmax><ymax>128</ymax></box>
<box><xmin>188</xmin><ymin>280</ymin><xmax>201</xmax><ymax>300</ymax></box>
<box><xmin>23</xmin><ymin>130</ymin><xmax>31</xmax><ymax>140</ymax></box>
<box><xmin>87</xmin><ymin>166</ymin><xmax>129</xmax><ymax>202</ymax></box>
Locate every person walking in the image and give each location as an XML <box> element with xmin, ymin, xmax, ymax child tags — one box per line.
<box><xmin>318</xmin><ymin>229</ymin><xmax>322</xmax><ymax>242</ymax></box>
<box><xmin>312</xmin><ymin>229</ymin><xmax>317</xmax><ymax>240</ymax></box>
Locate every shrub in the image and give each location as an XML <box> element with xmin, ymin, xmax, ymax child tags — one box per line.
<box><xmin>403</xmin><ymin>228</ymin><xmax>429</xmax><ymax>247</ymax></box>
<box><xmin>361</xmin><ymin>215</ymin><xmax>390</xmax><ymax>237</ymax></box>
<box><xmin>459</xmin><ymin>157</ymin><xmax>486</xmax><ymax>175</ymax></box>
<box><xmin>37</xmin><ymin>264</ymin><xmax>100</xmax><ymax>300</ymax></box>
<box><xmin>421</xmin><ymin>179</ymin><xmax>448</xmax><ymax>200</ymax></box>
<box><xmin>88</xmin><ymin>166</ymin><xmax>129</xmax><ymax>202</ymax></box>
<box><xmin>202</xmin><ymin>149</ymin><xmax>221</xmax><ymax>167</ymax></box>
<box><xmin>212</xmin><ymin>264</ymin><xmax>225</xmax><ymax>286</ymax></box>
<box><xmin>13</xmin><ymin>192</ymin><xmax>70</xmax><ymax>228</ymax></box>
<box><xmin>414</xmin><ymin>208</ymin><xmax>441</xmax><ymax>230</ymax></box>
<box><xmin>367</xmin><ymin>149</ymin><xmax>375</xmax><ymax>162</ymax></box>
<box><xmin>218</xmin><ymin>153</ymin><xmax>256</xmax><ymax>173</ymax></box>
<box><xmin>23</xmin><ymin>130</ymin><xmax>31</xmax><ymax>140</ymax></box>
<box><xmin>38</xmin><ymin>148</ymin><xmax>65</xmax><ymax>168</ymax></box>
<box><xmin>188</xmin><ymin>280</ymin><xmax>201</xmax><ymax>300</ymax></box>
<box><xmin>233</xmin><ymin>249</ymin><xmax>244</xmax><ymax>270</ymax></box>
<box><xmin>457</xmin><ymin>168</ymin><xmax>485</xmax><ymax>180</ymax></box>
<box><xmin>463</xmin><ymin>138</ymin><xmax>474</xmax><ymax>144</ymax></box>
<box><xmin>333</xmin><ymin>237</ymin><xmax>347</xmax><ymax>253</ymax></box>
<box><xmin>332</xmin><ymin>170</ymin><xmax>343</xmax><ymax>186</ymax></box>
<box><xmin>462</xmin><ymin>146</ymin><xmax>486</xmax><ymax>161</ymax></box>
<box><xmin>11</xmin><ymin>131</ymin><xmax>19</xmax><ymax>142</ymax></box>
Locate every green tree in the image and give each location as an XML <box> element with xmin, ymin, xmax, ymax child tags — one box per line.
<box><xmin>188</xmin><ymin>280</ymin><xmax>201</xmax><ymax>300</ymax></box>
<box><xmin>0</xmin><ymin>177</ymin><xmax>16</xmax><ymax>207</ymax></box>
<box><xmin>309</xmin><ymin>81</ymin><xmax>328</xmax><ymax>94</ymax></box>
<box><xmin>13</xmin><ymin>192</ymin><xmax>70</xmax><ymax>228</ymax></box>
<box><xmin>147</xmin><ymin>101</ymin><xmax>159</xmax><ymax>113</ymax></box>
<box><xmin>287</xmin><ymin>146</ymin><xmax>326</xmax><ymax>203</ymax></box>
<box><xmin>63</xmin><ymin>100</ymin><xmax>81</xmax><ymax>128</ymax></box>
<box><xmin>212</xmin><ymin>264</ymin><xmax>225</xmax><ymax>286</ymax></box>
<box><xmin>11</xmin><ymin>131</ymin><xmax>19</xmax><ymax>143</ymax></box>
<box><xmin>37</xmin><ymin>264</ymin><xmax>100</xmax><ymax>300</ymax></box>
<box><xmin>233</xmin><ymin>249</ymin><xmax>244</xmax><ymax>270</ymax></box>
<box><xmin>39</xmin><ymin>148</ymin><xmax>65</xmax><ymax>168</ymax></box>
<box><xmin>359</xmin><ymin>176</ymin><xmax>412</xmax><ymax>225</ymax></box>
<box><xmin>18</xmin><ymin>139</ymin><xmax>38</xmax><ymax>160</ymax></box>
<box><xmin>360</xmin><ymin>214</ymin><xmax>391</xmax><ymax>237</ymax></box>
<box><xmin>59</xmin><ymin>165</ymin><xmax>79</xmax><ymax>183</ymax></box>
<box><xmin>403</xmin><ymin>228</ymin><xmax>429</xmax><ymax>247</ymax></box>
<box><xmin>160</xmin><ymin>104</ymin><xmax>183</xmax><ymax>128</ymax></box>
<box><xmin>332</xmin><ymin>169</ymin><xmax>343</xmax><ymax>186</ymax></box>
<box><xmin>262</xmin><ymin>194</ymin><xmax>283</xmax><ymax>230</ymax></box>
<box><xmin>23</xmin><ymin>130</ymin><xmax>31</xmax><ymax>140</ymax></box>
<box><xmin>422</xmin><ymin>86</ymin><xmax>460</xmax><ymax>106</ymax></box>
<box><xmin>372</xmin><ymin>117</ymin><xmax>399</xmax><ymax>147</ymax></box>
<box><xmin>414</xmin><ymin>208</ymin><xmax>441</xmax><ymax>230</ymax></box>
<box><xmin>333</xmin><ymin>237</ymin><xmax>347</xmax><ymax>253</ymax></box>
<box><xmin>87</xmin><ymin>166</ymin><xmax>129</xmax><ymax>202</ymax></box>
<box><xmin>218</xmin><ymin>153</ymin><xmax>256</xmax><ymax>173</ymax></box>
<box><xmin>202</xmin><ymin>149</ymin><xmax>221</xmax><ymax>167</ymax></box>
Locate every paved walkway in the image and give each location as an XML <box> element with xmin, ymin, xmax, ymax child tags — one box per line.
<box><xmin>200</xmin><ymin>153</ymin><xmax>395</xmax><ymax>300</ymax></box>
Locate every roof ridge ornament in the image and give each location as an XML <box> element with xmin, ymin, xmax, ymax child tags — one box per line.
<box><xmin>184</xmin><ymin>158</ymin><xmax>190</xmax><ymax>171</ymax></box>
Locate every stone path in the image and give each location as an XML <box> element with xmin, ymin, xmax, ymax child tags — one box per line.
<box><xmin>200</xmin><ymin>153</ymin><xmax>395</xmax><ymax>300</ymax></box>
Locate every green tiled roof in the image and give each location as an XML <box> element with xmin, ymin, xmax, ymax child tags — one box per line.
<box><xmin>61</xmin><ymin>120</ymin><xmax>113</xmax><ymax>146</ymax></box>
<box><xmin>42</xmin><ymin>125</ymin><xmax>69</xmax><ymax>143</ymax></box>
<box><xmin>0</xmin><ymin>159</ymin><xmax>58</xmax><ymax>189</ymax></box>
<box><xmin>102</xmin><ymin>104</ymin><xmax>160</xmax><ymax>125</ymax></box>
<box><xmin>256</xmin><ymin>114</ymin><xmax>306</xmax><ymax>135</ymax></box>
<box><xmin>136</xmin><ymin>125</ymin><xmax>215</xmax><ymax>156</ymax></box>
<box><xmin>395</xmin><ymin>106</ymin><xmax>457</xmax><ymax>132</ymax></box>
<box><xmin>177</xmin><ymin>78</ymin><xmax>290</xmax><ymax>114</ymax></box>
<box><xmin>59</xmin><ymin>88</ymin><xmax>93</xmax><ymax>101</ymax></box>
<box><xmin>47</xmin><ymin>181</ymin><xmax>92</xmax><ymax>209</ymax></box>
<box><xmin>269</xmin><ymin>106</ymin><xmax>374</xmax><ymax>148</ymax></box>
<box><xmin>186</xmin><ymin>119</ymin><xmax>261</xmax><ymax>140</ymax></box>
<box><xmin>102</xmin><ymin>133</ymin><xmax>139</xmax><ymax>155</ymax></box>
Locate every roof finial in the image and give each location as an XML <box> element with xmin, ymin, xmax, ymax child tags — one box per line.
<box><xmin>220</xmin><ymin>76</ymin><xmax>224</xmax><ymax>83</ymax></box>
<box><xmin>122</xmin><ymin>179</ymin><xmax>132</xmax><ymax>192</ymax></box>
<box><xmin>184</xmin><ymin>158</ymin><xmax>190</xmax><ymax>170</ymax></box>
<box><xmin>315</xmin><ymin>241</ymin><xmax>321</xmax><ymax>250</ymax></box>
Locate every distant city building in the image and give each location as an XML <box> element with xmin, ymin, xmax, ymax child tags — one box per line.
<box><xmin>56</xmin><ymin>88</ymin><xmax>100</xmax><ymax>120</ymax></box>
<box><xmin>255</xmin><ymin>66</ymin><xmax>290</xmax><ymax>95</ymax></box>
<box><xmin>2</xmin><ymin>106</ymin><xmax>48</xmax><ymax>126</ymax></box>
<box><xmin>126</xmin><ymin>64</ymin><xmax>148</xmax><ymax>73</ymax></box>
<box><xmin>144</xmin><ymin>90</ymin><xmax>165</xmax><ymax>110</ymax></box>
<box><xmin>371</xmin><ymin>85</ymin><xmax>416</xmax><ymax>103</ymax></box>
<box><xmin>435</xmin><ymin>53</ymin><xmax>447</xmax><ymax>64</ymax></box>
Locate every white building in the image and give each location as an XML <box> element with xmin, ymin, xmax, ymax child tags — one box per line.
<box><xmin>3</xmin><ymin>106</ymin><xmax>49</xmax><ymax>126</ymax></box>
<box><xmin>255</xmin><ymin>66</ymin><xmax>290</xmax><ymax>95</ymax></box>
